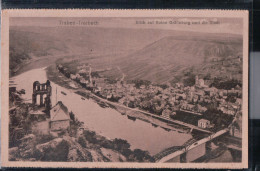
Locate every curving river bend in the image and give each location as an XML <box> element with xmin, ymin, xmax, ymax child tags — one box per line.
<box><xmin>11</xmin><ymin>67</ymin><xmax>193</xmax><ymax>155</ymax></box>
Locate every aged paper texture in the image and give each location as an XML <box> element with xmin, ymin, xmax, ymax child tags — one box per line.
<box><xmin>1</xmin><ymin>9</ymin><xmax>248</xmax><ymax>168</ymax></box>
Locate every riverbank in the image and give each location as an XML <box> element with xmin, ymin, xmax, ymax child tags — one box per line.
<box><xmin>10</xmin><ymin>63</ymin><xmax>234</xmax><ymax>163</ymax></box>
<box><xmin>46</xmin><ymin>64</ymin><xmax>202</xmax><ymax>156</ymax></box>
<box><xmin>9</xmin><ymin>88</ymin><xmax>154</xmax><ymax>162</ymax></box>
<box><xmin>46</xmin><ymin>64</ymin><xmax>198</xmax><ymax>135</ymax></box>
<box><xmin>10</xmin><ymin>54</ymin><xmax>72</xmax><ymax>78</ymax></box>
<box><xmin>12</xmin><ymin>66</ymin><xmax>194</xmax><ymax>157</ymax></box>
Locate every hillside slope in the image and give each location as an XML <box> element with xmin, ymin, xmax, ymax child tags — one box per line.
<box><xmin>10</xmin><ymin>26</ymin><xmax>243</xmax><ymax>83</ymax></box>
<box><xmin>107</xmin><ymin>35</ymin><xmax>243</xmax><ymax>84</ymax></box>
<box><xmin>9</xmin><ymin>26</ymin><xmax>181</xmax><ymax>75</ymax></box>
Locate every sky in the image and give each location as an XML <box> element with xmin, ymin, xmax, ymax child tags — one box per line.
<box><xmin>10</xmin><ymin>17</ymin><xmax>243</xmax><ymax>35</ymax></box>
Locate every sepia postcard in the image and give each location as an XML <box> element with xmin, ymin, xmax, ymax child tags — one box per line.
<box><xmin>1</xmin><ymin>9</ymin><xmax>248</xmax><ymax>168</ymax></box>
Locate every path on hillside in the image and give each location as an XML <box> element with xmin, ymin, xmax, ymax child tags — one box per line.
<box><xmin>117</xmin><ymin>66</ymin><xmax>126</xmax><ymax>81</ymax></box>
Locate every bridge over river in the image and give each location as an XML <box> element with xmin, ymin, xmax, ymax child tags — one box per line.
<box><xmin>56</xmin><ymin>67</ymin><xmax>241</xmax><ymax>162</ymax></box>
<box><xmin>154</xmin><ymin>128</ymin><xmax>242</xmax><ymax>163</ymax></box>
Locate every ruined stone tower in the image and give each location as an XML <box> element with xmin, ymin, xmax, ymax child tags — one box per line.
<box><xmin>32</xmin><ymin>80</ymin><xmax>52</xmax><ymax>110</ymax></box>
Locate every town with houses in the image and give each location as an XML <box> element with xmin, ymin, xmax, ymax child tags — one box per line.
<box><xmin>57</xmin><ymin>62</ymin><xmax>242</xmax><ymax>134</ymax></box>
<box><xmin>7</xmin><ymin>57</ymin><xmax>243</xmax><ymax>163</ymax></box>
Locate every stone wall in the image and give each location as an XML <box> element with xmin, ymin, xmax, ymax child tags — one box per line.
<box><xmin>50</xmin><ymin>120</ymin><xmax>70</xmax><ymax>131</ymax></box>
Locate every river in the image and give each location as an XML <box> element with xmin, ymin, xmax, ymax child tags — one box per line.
<box><xmin>11</xmin><ymin>67</ymin><xmax>193</xmax><ymax>156</ymax></box>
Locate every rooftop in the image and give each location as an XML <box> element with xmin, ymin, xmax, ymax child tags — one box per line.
<box><xmin>198</xmin><ymin>118</ymin><xmax>210</xmax><ymax>123</ymax></box>
<box><xmin>50</xmin><ymin>101</ymin><xmax>70</xmax><ymax>121</ymax></box>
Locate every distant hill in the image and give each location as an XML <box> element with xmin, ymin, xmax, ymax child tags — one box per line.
<box><xmin>9</xmin><ymin>26</ymin><xmax>243</xmax><ymax>83</ymax></box>
<box><xmin>9</xmin><ymin>26</ymin><xmax>181</xmax><ymax>75</ymax></box>
<box><xmin>9</xmin><ymin>29</ymin><xmax>68</xmax><ymax>75</ymax></box>
<box><xmin>104</xmin><ymin>34</ymin><xmax>243</xmax><ymax>84</ymax></box>
<box><xmin>10</xmin><ymin>26</ymin><xmax>186</xmax><ymax>56</ymax></box>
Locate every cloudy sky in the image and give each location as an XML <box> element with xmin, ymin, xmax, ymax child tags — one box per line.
<box><xmin>10</xmin><ymin>17</ymin><xmax>243</xmax><ymax>35</ymax></box>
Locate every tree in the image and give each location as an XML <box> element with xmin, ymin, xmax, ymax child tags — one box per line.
<box><xmin>78</xmin><ymin>136</ymin><xmax>87</xmax><ymax>148</ymax></box>
<box><xmin>131</xmin><ymin>80</ymin><xmax>151</xmax><ymax>89</ymax></box>
<box><xmin>183</xmin><ymin>74</ymin><xmax>196</xmax><ymax>87</ymax></box>
<box><xmin>210</xmin><ymin>78</ymin><xmax>242</xmax><ymax>90</ymax></box>
<box><xmin>203</xmin><ymin>73</ymin><xmax>211</xmax><ymax>80</ymax></box>
<box><xmin>41</xmin><ymin>140</ymin><xmax>70</xmax><ymax>161</ymax></box>
<box><xmin>112</xmin><ymin>138</ymin><xmax>131</xmax><ymax>152</ymax></box>
<box><xmin>69</xmin><ymin>111</ymin><xmax>75</xmax><ymax>122</ymax></box>
<box><xmin>129</xmin><ymin>149</ymin><xmax>154</xmax><ymax>162</ymax></box>
<box><xmin>226</xmin><ymin>94</ymin><xmax>237</xmax><ymax>103</ymax></box>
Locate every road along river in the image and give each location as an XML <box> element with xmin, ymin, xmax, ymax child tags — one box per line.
<box><xmin>11</xmin><ymin>67</ymin><xmax>193</xmax><ymax>156</ymax></box>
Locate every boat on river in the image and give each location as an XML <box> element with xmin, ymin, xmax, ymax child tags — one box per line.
<box><xmin>61</xmin><ymin>91</ymin><xmax>67</xmax><ymax>95</ymax></box>
<box><xmin>127</xmin><ymin>115</ymin><xmax>136</xmax><ymax>121</ymax></box>
<box><xmin>12</xmin><ymin>67</ymin><xmax>194</xmax><ymax>156</ymax></box>
<box><xmin>97</xmin><ymin>101</ymin><xmax>109</xmax><ymax>108</ymax></box>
